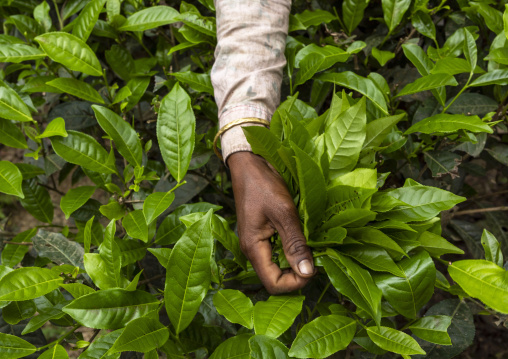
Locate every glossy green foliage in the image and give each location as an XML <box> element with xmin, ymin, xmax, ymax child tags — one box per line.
<box><xmin>157</xmin><ymin>82</ymin><xmax>196</xmax><ymax>182</ymax></box>
<box><xmin>165</xmin><ymin>210</ymin><xmax>214</xmax><ymax>333</ymax></box>
<box><xmin>213</xmin><ymin>289</ymin><xmax>253</xmax><ymax>329</ymax></box>
<box><xmin>35</xmin><ymin>32</ymin><xmax>102</xmax><ymax>76</ymax></box>
<box><xmin>366</xmin><ymin>326</ymin><xmax>425</xmax><ymax>355</ymax></box>
<box><xmin>289</xmin><ymin>315</ymin><xmax>356</xmax><ymax>358</ymax></box>
<box><xmin>109</xmin><ymin>317</ymin><xmax>169</xmax><ymax>353</ymax></box>
<box><xmin>253</xmin><ymin>296</ymin><xmax>304</xmax><ymax>338</ymax></box>
<box><xmin>374</xmin><ymin>251</ymin><xmax>436</xmax><ymax>318</ymax></box>
<box><xmin>62</xmin><ymin>289</ymin><xmax>159</xmax><ymax>329</ymax></box>
<box><xmin>92</xmin><ymin>106</ymin><xmax>143</xmax><ymax>167</ymax></box>
<box><xmin>0</xmin><ymin>333</ymin><xmax>36</xmax><ymax>359</ymax></box>
<box><xmin>0</xmin><ymin>0</ymin><xmax>506</xmax><ymax>357</ymax></box>
<box><xmin>0</xmin><ymin>267</ymin><xmax>62</xmax><ymax>301</ymax></box>
<box><xmin>449</xmin><ymin>260</ymin><xmax>508</xmax><ymax>314</ymax></box>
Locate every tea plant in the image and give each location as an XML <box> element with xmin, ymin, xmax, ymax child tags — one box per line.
<box><xmin>0</xmin><ymin>0</ymin><xmax>507</xmax><ymax>358</ymax></box>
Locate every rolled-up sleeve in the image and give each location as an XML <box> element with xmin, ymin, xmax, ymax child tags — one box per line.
<box><xmin>212</xmin><ymin>0</ymin><xmax>291</xmax><ymax>162</ymax></box>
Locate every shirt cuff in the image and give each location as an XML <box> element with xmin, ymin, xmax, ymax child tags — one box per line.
<box><xmin>219</xmin><ymin>104</ymin><xmax>272</xmax><ymax>163</ymax></box>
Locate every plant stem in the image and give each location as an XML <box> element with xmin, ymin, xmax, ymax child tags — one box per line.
<box><xmin>308</xmin><ymin>282</ymin><xmax>331</xmax><ymax>320</ymax></box>
<box><xmin>452</xmin><ymin>206</ymin><xmax>508</xmax><ymax>217</ymax></box>
<box><xmin>52</xmin><ymin>0</ymin><xmax>64</xmax><ymax>30</ymax></box>
<box><xmin>37</xmin><ymin>324</ymin><xmax>80</xmax><ymax>352</ymax></box>
<box><xmin>441</xmin><ymin>73</ymin><xmax>472</xmax><ymax>113</ymax></box>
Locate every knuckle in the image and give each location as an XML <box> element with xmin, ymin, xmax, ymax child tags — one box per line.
<box><xmin>277</xmin><ymin>201</ymin><xmax>296</xmax><ymax>218</ymax></box>
<box><xmin>239</xmin><ymin>239</ymin><xmax>250</xmax><ymax>254</ymax></box>
<box><xmin>284</xmin><ymin>235</ymin><xmax>307</xmax><ymax>256</ymax></box>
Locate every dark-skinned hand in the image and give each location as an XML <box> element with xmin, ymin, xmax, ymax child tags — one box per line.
<box><xmin>228</xmin><ymin>151</ymin><xmax>316</xmax><ymax>294</ymax></box>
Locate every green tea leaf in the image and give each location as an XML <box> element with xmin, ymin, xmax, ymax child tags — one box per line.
<box><xmin>143</xmin><ymin>192</ymin><xmax>175</xmax><ymax>225</ymax></box>
<box><xmin>213</xmin><ymin>289</ymin><xmax>253</xmax><ymax>329</ymax></box>
<box><xmin>322</xmin><ymin>254</ymin><xmax>380</xmax><ymax>325</ymax></box>
<box><xmin>209</xmin><ymin>334</ymin><xmax>252</xmax><ymax>359</ymax></box>
<box><xmin>157</xmin><ymin>82</ymin><xmax>196</xmax><ymax>182</ymax></box>
<box><xmin>318</xmin><ymin>72</ymin><xmax>388</xmax><ymax>114</ymax></box>
<box><xmin>448</xmin><ymin>259</ymin><xmax>508</xmax><ymax>314</ymax></box>
<box><xmin>0</xmin><ymin>85</ymin><xmax>32</xmax><ymax>122</ymax></box>
<box><xmin>33</xmin><ymin>229</ymin><xmax>84</xmax><ymax>268</ymax></box>
<box><xmin>119</xmin><ymin>6</ymin><xmax>179</xmax><ymax>31</ymax></box>
<box><xmin>418</xmin><ymin>231</ymin><xmax>464</xmax><ymax>258</ymax></box>
<box><xmin>109</xmin><ymin>317</ymin><xmax>169</xmax><ymax>353</ymax></box>
<box><xmin>60</xmin><ymin>186</ymin><xmax>95</xmax><ymax>219</ymax></box>
<box><xmin>62</xmin><ymin>289</ymin><xmax>160</xmax><ymax>329</ymax></box>
<box><xmin>51</xmin><ymin>130</ymin><xmax>117</xmax><ymax>174</ymax></box>
<box><xmin>372</xmin><ymin>47</ymin><xmax>395</xmax><ymax>66</ymax></box>
<box><xmin>406</xmin><ymin>114</ymin><xmax>492</xmax><ymax>135</ymax></box>
<box><xmin>481</xmin><ymin>229</ymin><xmax>504</xmax><ymax>267</ymax></box>
<box><xmin>470</xmin><ymin>69</ymin><xmax>508</xmax><ymax>86</ymax></box>
<box><xmin>289</xmin><ymin>315</ymin><xmax>356</xmax><ymax>358</ymax></box>
<box><xmin>363</xmin><ymin>113</ymin><xmax>404</xmax><ymax>149</ymax></box>
<box><xmin>3</xmin><ymin>300</ymin><xmax>36</xmax><ymax>325</ymax></box>
<box><xmin>366</xmin><ymin>326</ymin><xmax>425</xmax><ymax>355</ymax></box>
<box><xmin>382</xmin><ymin>0</ymin><xmax>412</xmax><ymax>34</ymax></box>
<box><xmin>378</xmin><ymin>184</ymin><xmax>465</xmax><ymax>222</ymax></box>
<box><xmin>100</xmin><ymin>220</ymin><xmax>123</xmax><ymax>288</ymax></box>
<box><xmin>35</xmin><ymin>32</ymin><xmax>102</xmax><ymax>76</ymax></box>
<box><xmin>293</xmin><ymin>9</ymin><xmax>336</xmax><ymax>29</ymax></box>
<box><xmin>20</xmin><ymin>179</ymin><xmax>53</xmax><ymax>222</ymax></box>
<box><xmin>0</xmin><ymin>161</ymin><xmax>24</xmax><ymax>198</ymax></box>
<box><xmin>249</xmin><ymin>335</ymin><xmax>289</xmax><ymax>359</ymax></box>
<box><xmin>39</xmin><ymin>344</ymin><xmax>69</xmax><ymax>359</ymax></box>
<box><xmin>92</xmin><ymin>105</ymin><xmax>142</xmax><ymax>167</ymax></box>
<box><xmin>165</xmin><ymin>210</ymin><xmax>213</xmax><ymax>333</ymax></box>
<box><xmin>0</xmin><ymin>43</ymin><xmax>45</xmax><ymax>63</ymax></box>
<box><xmin>374</xmin><ymin>250</ymin><xmax>436</xmax><ymax>318</ymax></box>
<box><xmin>342</xmin><ymin>0</ymin><xmax>369</xmax><ymax>35</ymax></box>
<box><xmin>1</xmin><ymin>228</ymin><xmax>35</xmax><ymax>268</ymax></box>
<box><xmin>325</xmin><ymin>97</ymin><xmax>367</xmax><ymax>177</ymax></box>
<box><xmin>0</xmin><ymin>119</ymin><xmax>27</xmax><ymax>148</ymax></box>
<box><xmin>37</xmin><ymin>117</ymin><xmax>68</xmax><ymax>139</ymax></box>
<box><xmin>293</xmin><ymin>144</ymin><xmax>326</xmax><ymax>235</ymax></box>
<box><xmin>172</xmin><ymin>71</ymin><xmax>213</xmax><ymax>94</ymax></box>
<box><xmin>72</xmin><ymin>0</ymin><xmax>106</xmax><ymax>41</ymax></box>
<box><xmin>409</xmin><ymin>315</ymin><xmax>452</xmax><ymax>345</ymax></box>
<box><xmin>60</xmin><ymin>283</ymin><xmax>95</xmax><ymax>299</ymax></box>
<box><xmin>77</xmin><ymin>329</ymin><xmax>123</xmax><ymax>359</ymax></box>
<box><xmin>0</xmin><ymin>267</ymin><xmax>63</xmax><ymax>301</ymax></box>
<box><xmin>253</xmin><ymin>296</ymin><xmax>304</xmax><ymax>338</ymax></box>
<box><xmin>340</xmin><ymin>244</ymin><xmax>405</xmax><ymax>277</ymax></box>
<box><xmin>412</xmin><ymin>11</ymin><xmax>436</xmax><ymax>40</ymax></box>
<box><xmin>122</xmin><ymin>210</ymin><xmax>149</xmax><ymax>242</ymax></box>
<box><xmin>46</xmin><ymin>78</ymin><xmax>104</xmax><ymax>104</ymax></box>
<box><xmin>243</xmin><ymin>126</ymin><xmax>285</xmax><ymax>173</ymax></box>
<box><xmin>0</xmin><ymin>333</ymin><xmax>36</xmax><ymax>359</ymax></box>
<box><xmin>396</xmin><ymin>74</ymin><xmax>458</xmax><ymax>98</ymax></box>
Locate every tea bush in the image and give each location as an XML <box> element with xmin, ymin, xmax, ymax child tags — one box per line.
<box><xmin>0</xmin><ymin>0</ymin><xmax>507</xmax><ymax>358</ymax></box>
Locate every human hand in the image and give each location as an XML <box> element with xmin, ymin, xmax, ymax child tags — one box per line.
<box><xmin>228</xmin><ymin>151</ymin><xmax>316</xmax><ymax>294</ymax></box>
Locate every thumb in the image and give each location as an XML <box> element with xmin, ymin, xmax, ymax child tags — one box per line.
<box><xmin>272</xmin><ymin>204</ymin><xmax>315</xmax><ymax>278</ymax></box>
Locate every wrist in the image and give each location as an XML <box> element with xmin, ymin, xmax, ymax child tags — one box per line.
<box><xmin>227</xmin><ymin>151</ymin><xmax>261</xmax><ymax>170</ymax></box>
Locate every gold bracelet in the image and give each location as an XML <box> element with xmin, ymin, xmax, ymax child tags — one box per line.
<box><xmin>213</xmin><ymin>117</ymin><xmax>270</xmax><ymax>162</ymax></box>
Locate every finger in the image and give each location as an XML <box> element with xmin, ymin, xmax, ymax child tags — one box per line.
<box><xmin>243</xmin><ymin>238</ymin><xmax>311</xmax><ymax>294</ymax></box>
<box><xmin>271</xmin><ymin>203</ymin><xmax>315</xmax><ymax>278</ymax></box>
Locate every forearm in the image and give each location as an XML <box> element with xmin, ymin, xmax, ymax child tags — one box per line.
<box><xmin>212</xmin><ymin>0</ymin><xmax>291</xmax><ymax>163</ymax></box>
